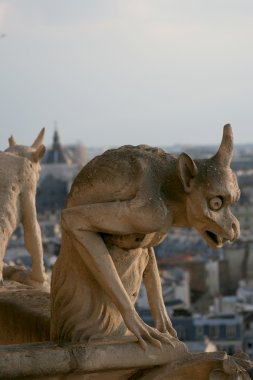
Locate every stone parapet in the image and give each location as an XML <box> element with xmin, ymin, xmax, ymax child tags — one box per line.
<box><xmin>1</xmin><ymin>341</ymin><xmax>253</xmax><ymax>380</ymax></box>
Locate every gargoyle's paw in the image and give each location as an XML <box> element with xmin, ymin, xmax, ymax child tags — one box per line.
<box><xmin>134</xmin><ymin>324</ymin><xmax>175</xmax><ymax>350</ymax></box>
<box><xmin>136</xmin><ymin>335</ymin><xmax>148</xmax><ymax>351</ymax></box>
<box><xmin>137</xmin><ymin>332</ymin><xmax>171</xmax><ymax>351</ymax></box>
<box><xmin>165</xmin><ymin>325</ymin><xmax>178</xmax><ymax>339</ymax></box>
<box><xmin>155</xmin><ymin>319</ymin><xmax>178</xmax><ymax>339</ymax></box>
<box><xmin>28</xmin><ymin>277</ymin><xmax>50</xmax><ymax>292</ymax></box>
<box><xmin>145</xmin><ymin>335</ymin><xmax>162</xmax><ymax>350</ymax></box>
<box><xmin>167</xmin><ymin>331</ymin><xmax>179</xmax><ymax>341</ymax></box>
<box><xmin>30</xmin><ymin>272</ymin><xmax>48</xmax><ymax>284</ymax></box>
<box><xmin>149</xmin><ymin>328</ymin><xmax>176</xmax><ymax>348</ymax></box>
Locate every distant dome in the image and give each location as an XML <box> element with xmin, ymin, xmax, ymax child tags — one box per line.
<box><xmin>43</xmin><ymin>130</ymin><xmax>72</xmax><ymax>165</ymax></box>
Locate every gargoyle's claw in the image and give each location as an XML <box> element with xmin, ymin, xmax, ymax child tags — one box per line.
<box><xmin>149</xmin><ymin>329</ymin><xmax>177</xmax><ymax>348</ymax></box>
<box><xmin>137</xmin><ymin>336</ymin><xmax>148</xmax><ymax>351</ymax></box>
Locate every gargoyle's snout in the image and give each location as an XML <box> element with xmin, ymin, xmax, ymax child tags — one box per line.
<box><xmin>230</xmin><ymin>218</ymin><xmax>240</xmax><ymax>242</ymax></box>
<box><xmin>204</xmin><ymin>215</ymin><xmax>240</xmax><ymax>248</ymax></box>
<box><xmin>223</xmin><ymin>216</ymin><xmax>240</xmax><ymax>243</ymax></box>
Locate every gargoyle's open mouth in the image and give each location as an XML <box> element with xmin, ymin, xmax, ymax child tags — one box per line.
<box><xmin>205</xmin><ymin>230</ymin><xmax>223</xmax><ymax>248</ymax></box>
<box><xmin>206</xmin><ymin>231</ymin><xmax>218</xmax><ymax>244</ymax></box>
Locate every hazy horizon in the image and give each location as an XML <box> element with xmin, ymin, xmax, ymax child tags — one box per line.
<box><xmin>0</xmin><ymin>1</ymin><xmax>253</xmax><ymax>150</ymax></box>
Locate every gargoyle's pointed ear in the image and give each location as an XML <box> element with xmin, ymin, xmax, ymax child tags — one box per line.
<box><xmin>32</xmin><ymin>145</ymin><xmax>46</xmax><ymax>162</ymax></box>
<box><xmin>31</xmin><ymin>128</ymin><xmax>45</xmax><ymax>148</ymax></box>
<box><xmin>8</xmin><ymin>135</ymin><xmax>16</xmax><ymax>146</ymax></box>
<box><xmin>212</xmin><ymin>124</ymin><xmax>233</xmax><ymax>166</ymax></box>
<box><xmin>177</xmin><ymin>153</ymin><xmax>198</xmax><ymax>193</ymax></box>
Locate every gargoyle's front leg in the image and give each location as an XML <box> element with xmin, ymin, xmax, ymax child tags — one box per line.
<box><xmin>63</xmin><ymin>195</ymin><xmax>169</xmax><ymax>235</ymax></box>
<box><xmin>21</xmin><ymin>192</ymin><xmax>46</xmax><ymax>283</ymax></box>
<box><xmin>0</xmin><ymin>229</ymin><xmax>12</xmax><ymax>285</ymax></box>
<box><xmin>61</xmin><ymin>201</ymin><xmax>173</xmax><ymax>350</ymax></box>
<box><xmin>143</xmin><ymin>248</ymin><xmax>178</xmax><ymax>339</ymax></box>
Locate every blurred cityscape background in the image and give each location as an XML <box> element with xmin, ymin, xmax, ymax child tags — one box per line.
<box><xmin>4</xmin><ymin>128</ymin><xmax>253</xmax><ymax>356</ymax></box>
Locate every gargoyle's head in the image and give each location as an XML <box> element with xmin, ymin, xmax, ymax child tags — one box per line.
<box><xmin>177</xmin><ymin>124</ymin><xmax>240</xmax><ymax>248</ymax></box>
<box><xmin>5</xmin><ymin>128</ymin><xmax>46</xmax><ymax>163</ymax></box>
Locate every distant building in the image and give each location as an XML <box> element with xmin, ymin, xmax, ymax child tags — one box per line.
<box><xmin>137</xmin><ymin>267</ymin><xmax>190</xmax><ymax>311</ymax></box>
<box><xmin>36</xmin><ymin>175</ymin><xmax>69</xmax><ymax>214</ymax></box>
<box><xmin>42</xmin><ymin>130</ymin><xmax>72</xmax><ymax>165</ymax></box>
<box><xmin>37</xmin><ymin>130</ymin><xmax>80</xmax><ymax>214</ymax></box>
<box><xmin>191</xmin><ymin>314</ymin><xmax>244</xmax><ymax>354</ymax></box>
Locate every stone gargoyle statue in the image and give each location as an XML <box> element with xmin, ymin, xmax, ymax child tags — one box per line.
<box><xmin>0</xmin><ymin>129</ymin><xmax>47</xmax><ymax>287</ymax></box>
<box><xmin>51</xmin><ymin>124</ymin><xmax>241</xmax><ymax>354</ymax></box>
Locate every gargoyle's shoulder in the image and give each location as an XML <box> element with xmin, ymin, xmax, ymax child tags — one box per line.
<box><xmin>79</xmin><ymin>145</ymin><xmax>175</xmax><ymax>179</ymax></box>
<box><xmin>0</xmin><ymin>151</ymin><xmax>24</xmax><ymax>171</ymax></box>
<box><xmin>100</xmin><ymin>144</ymin><xmax>174</xmax><ymax>162</ymax></box>
<box><xmin>119</xmin><ymin>144</ymin><xmax>166</xmax><ymax>153</ymax></box>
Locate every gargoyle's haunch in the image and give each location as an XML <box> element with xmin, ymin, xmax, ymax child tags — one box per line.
<box><xmin>51</xmin><ymin>124</ymin><xmax>240</xmax><ymax>349</ymax></box>
<box><xmin>0</xmin><ymin>129</ymin><xmax>46</xmax><ymax>285</ymax></box>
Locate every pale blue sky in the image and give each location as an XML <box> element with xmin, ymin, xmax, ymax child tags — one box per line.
<box><xmin>0</xmin><ymin>0</ymin><xmax>253</xmax><ymax>150</ymax></box>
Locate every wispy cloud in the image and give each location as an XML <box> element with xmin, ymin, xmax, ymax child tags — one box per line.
<box><xmin>0</xmin><ymin>0</ymin><xmax>253</xmax><ymax>148</ymax></box>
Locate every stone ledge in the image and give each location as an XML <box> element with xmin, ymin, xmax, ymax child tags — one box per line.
<box><xmin>0</xmin><ymin>338</ymin><xmax>188</xmax><ymax>379</ymax></box>
<box><xmin>1</xmin><ymin>341</ymin><xmax>253</xmax><ymax>380</ymax></box>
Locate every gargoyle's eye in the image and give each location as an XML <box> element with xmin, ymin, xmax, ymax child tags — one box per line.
<box><xmin>209</xmin><ymin>196</ymin><xmax>223</xmax><ymax>211</ymax></box>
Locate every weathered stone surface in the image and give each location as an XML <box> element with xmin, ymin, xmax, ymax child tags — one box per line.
<box><xmin>137</xmin><ymin>352</ymin><xmax>253</xmax><ymax>379</ymax></box>
<box><xmin>0</xmin><ymin>342</ymin><xmax>252</xmax><ymax>379</ymax></box>
<box><xmin>0</xmin><ymin>280</ymin><xmax>50</xmax><ymax>344</ymax></box>
<box><xmin>0</xmin><ymin>338</ymin><xmax>187</xmax><ymax>379</ymax></box>
<box><xmin>51</xmin><ymin>125</ymin><xmax>240</xmax><ymax>354</ymax></box>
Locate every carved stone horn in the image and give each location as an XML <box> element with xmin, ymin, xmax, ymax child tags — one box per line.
<box><xmin>212</xmin><ymin>124</ymin><xmax>233</xmax><ymax>166</ymax></box>
<box><xmin>8</xmin><ymin>135</ymin><xmax>16</xmax><ymax>146</ymax></box>
<box><xmin>31</xmin><ymin>128</ymin><xmax>45</xmax><ymax>148</ymax></box>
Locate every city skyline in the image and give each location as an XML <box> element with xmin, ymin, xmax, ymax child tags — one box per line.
<box><xmin>0</xmin><ymin>1</ymin><xmax>253</xmax><ymax>150</ymax></box>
